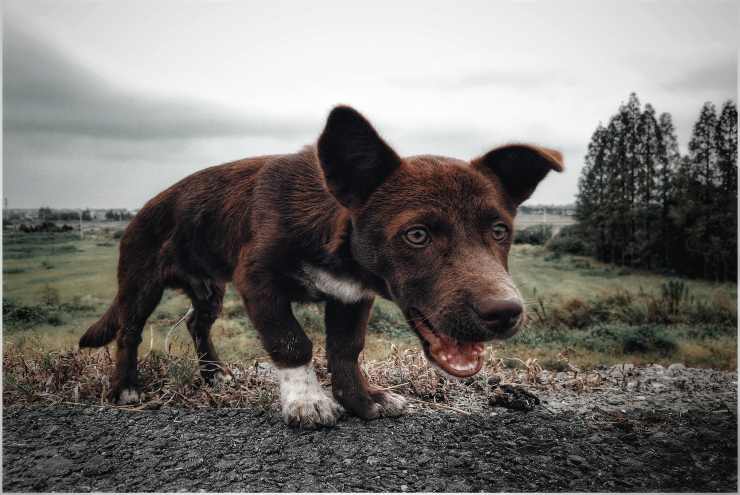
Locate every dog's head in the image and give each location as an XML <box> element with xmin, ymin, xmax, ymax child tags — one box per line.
<box><xmin>318</xmin><ymin>106</ymin><xmax>563</xmax><ymax>378</ymax></box>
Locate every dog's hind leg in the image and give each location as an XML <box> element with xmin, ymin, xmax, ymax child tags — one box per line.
<box><xmin>184</xmin><ymin>280</ymin><xmax>231</xmax><ymax>385</ymax></box>
<box><xmin>110</xmin><ymin>281</ymin><xmax>164</xmax><ymax>404</ymax></box>
<box><xmin>234</xmin><ymin>260</ymin><xmax>342</xmax><ymax>428</ymax></box>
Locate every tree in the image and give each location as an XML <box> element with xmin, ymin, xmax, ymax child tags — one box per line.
<box><xmin>38</xmin><ymin>206</ymin><xmax>53</xmax><ymax>221</ymax></box>
<box><xmin>573</xmin><ymin>95</ymin><xmax>737</xmax><ymax>281</ymax></box>
<box><xmin>715</xmin><ymin>101</ymin><xmax>738</xmax><ymax>280</ymax></box>
<box><xmin>656</xmin><ymin>112</ymin><xmax>681</xmax><ymax>267</ymax></box>
<box><xmin>636</xmin><ymin>104</ymin><xmax>661</xmax><ymax>267</ymax></box>
<box><xmin>575</xmin><ymin>124</ymin><xmax>608</xmax><ymax>259</ymax></box>
<box><xmin>716</xmin><ymin>101</ymin><xmax>738</xmax><ymax>200</ymax></box>
<box><xmin>688</xmin><ymin>102</ymin><xmax>719</xmax><ymax>194</ymax></box>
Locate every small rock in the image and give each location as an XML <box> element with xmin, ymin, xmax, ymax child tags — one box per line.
<box><xmin>487</xmin><ymin>375</ymin><xmax>502</xmax><ymax>386</ymax></box>
<box><xmin>401</xmin><ymin>485</ymin><xmax>408</xmax><ymax>492</ymax></box>
<box><xmin>366</xmin><ymin>456</ymin><xmax>379</xmax><ymax>465</ymax></box>
<box><xmin>489</xmin><ymin>384</ymin><xmax>540</xmax><ymax>411</ymax></box>
<box><xmin>606</xmin><ymin>397</ymin><xmax>623</xmax><ymax>406</ymax></box>
<box><xmin>567</xmin><ymin>454</ymin><xmax>586</xmax><ymax>465</ymax></box>
<box><xmin>651</xmin><ymin>364</ymin><xmax>665</xmax><ymax>373</ymax></box>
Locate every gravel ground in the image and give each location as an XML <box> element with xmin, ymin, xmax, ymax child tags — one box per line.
<box><xmin>3</xmin><ymin>364</ymin><xmax>737</xmax><ymax>492</ymax></box>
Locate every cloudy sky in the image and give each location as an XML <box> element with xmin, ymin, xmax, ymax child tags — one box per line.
<box><xmin>3</xmin><ymin>0</ymin><xmax>737</xmax><ymax>209</ymax></box>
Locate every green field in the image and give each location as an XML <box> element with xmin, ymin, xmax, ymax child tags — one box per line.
<box><xmin>3</xmin><ymin>227</ymin><xmax>737</xmax><ymax>370</ymax></box>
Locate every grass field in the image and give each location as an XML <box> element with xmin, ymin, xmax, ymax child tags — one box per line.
<box><xmin>3</xmin><ymin>225</ymin><xmax>737</xmax><ymax>372</ymax></box>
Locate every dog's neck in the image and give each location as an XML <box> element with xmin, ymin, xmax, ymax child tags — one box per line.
<box><xmin>316</xmin><ymin>206</ymin><xmax>392</xmax><ymax>301</ymax></box>
<box><xmin>325</xmin><ymin>207</ymin><xmax>353</xmax><ymax>256</ymax></box>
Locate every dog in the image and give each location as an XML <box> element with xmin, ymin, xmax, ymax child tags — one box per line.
<box><xmin>79</xmin><ymin>105</ymin><xmax>563</xmax><ymax>427</ymax></box>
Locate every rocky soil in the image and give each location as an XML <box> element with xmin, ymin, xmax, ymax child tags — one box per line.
<box><xmin>3</xmin><ymin>364</ymin><xmax>737</xmax><ymax>492</ymax></box>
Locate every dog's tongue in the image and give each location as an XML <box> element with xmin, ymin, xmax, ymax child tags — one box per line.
<box><xmin>415</xmin><ymin>322</ymin><xmax>484</xmax><ymax>377</ymax></box>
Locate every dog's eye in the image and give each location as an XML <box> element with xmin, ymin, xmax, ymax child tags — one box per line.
<box><xmin>403</xmin><ymin>226</ymin><xmax>431</xmax><ymax>247</ymax></box>
<box><xmin>491</xmin><ymin>222</ymin><xmax>509</xmax><ymax>241</ymax></box>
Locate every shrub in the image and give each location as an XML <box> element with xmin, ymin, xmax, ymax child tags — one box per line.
<box><xmin>547</xmin><ymin>224</ymin><xmax>591</xmax><ymax>256</ymax></box>
<box><xmin>526</xmin><ymin>284</ymin><xmax>736</xmax><ymax>331</ymax></box>
<box><xmin>514</xmin><ymin>224</ymin><xmax>553</xmax><ymax>245</ymax></box>
<box><xmin>621</xmin><ymin>325</ymin><xmax>677</xmax><ymax>356</ymax></box>
<box><xmin>688</xmin><ymin>298</ymin><xmax>736</xmax><ymax>326</ymax></box>
<box><xmin>3</xmin><ymin>299</ymin><xmax>62</xmax><ymax>330</ymax></box>
<box><xmin>551</xmin><ymin>298</ymin><xmax>596</xmax><ymax>329</ymax></box>
<box><xmin>661</xmin><ymin>280</ymin><xmax>690</xmax><ymax>314</ymax></box>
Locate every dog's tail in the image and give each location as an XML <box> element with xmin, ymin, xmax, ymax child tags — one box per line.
<box><xmin>79</xmin><ymin>300</ymin><xmax>120</xmax><ymax>348</ymax></box>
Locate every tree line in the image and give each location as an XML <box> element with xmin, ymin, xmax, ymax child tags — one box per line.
<box><xmin>574</xmin><ymin>93</ymin><xmax>737</xmax><ymax>281</ymax></box>
<box><xmin>35</xmin><ymin>207</ymin><xmax>134</xmax><ymax>222</ymax></box>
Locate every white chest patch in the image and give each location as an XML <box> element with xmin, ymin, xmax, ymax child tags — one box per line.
<box><xmin>301</xmin><ymin>264</ymin><xmax>374</xmax><ymax>303</ymax></box>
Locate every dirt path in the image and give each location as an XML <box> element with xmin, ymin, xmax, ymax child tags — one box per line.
<box><xmin>3</xmin><ymin>366</ymin><xmax>737</xmax><ymax>492</ymax></box>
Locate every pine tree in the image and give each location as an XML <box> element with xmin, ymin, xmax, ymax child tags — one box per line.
<box><xmin>715</xmin><ymin>101</ymin><xmax>738</xmax><ymax>280</ymax></box>
<box><xmin>636</xmin><ymin>104</ymin><xmax>660</xmax><ymax>267</ymax></box>
<box><xmin>682</xmin><ymin>101</ymin><xmax>729</xmax><ymax>279</ymax></box>
<box><xmin>716</xmin><ymin>101</ymin><xmax>738</xmax><ymax>199</ymax></box>
<box><xmin>689</xmin><ymin>102</ymin><xmax>719</xmax><ymax>194</ymax></box>
<box><xmin>621</xmin><ymin>93</ymin><xmax>643</xmax><ymax>265</ymax></box>
<box><xmin>656</xmin><ymin>113</ymin><xmax>681</xmax><ymax>268</ymax></box>
<box><xmin>576</xmin><ymin>124</ymin><xmax>610</xmax><ymax>259</ymax></box>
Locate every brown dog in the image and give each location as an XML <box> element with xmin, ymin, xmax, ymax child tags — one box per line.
<box><xmin>79</xmin><ymin>106</ymin><xmax>563</xmax><ymax>426</ymax></box>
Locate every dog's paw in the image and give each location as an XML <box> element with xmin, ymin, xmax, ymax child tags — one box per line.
<box><xmin>278</xmin><ymin>364</ymin><xmax>343</xmax><ymax>428</ymax></box>
<box><xmin>116</xmin><ymin>388</ymin><xmax>142</xmax><ymax>405</ymax></box>
<box><xmin>336</xmin><ymin>389</ymin><xmax>408</xmax><ymax>420</ymax></box>
<box><xmin>370</xmin><ymin>389</ymin><xmax>408</xmax><ymax>417</ymax></box>
<box><xmin>282</xmin><ymin>393</ymin><xmax>343</xmax><ymax>429</ymax></box>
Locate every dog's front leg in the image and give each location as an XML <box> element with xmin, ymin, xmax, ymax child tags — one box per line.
<box><xmin>325</xmin><ymin>298</ymin><xmax>408</xmax><ymax>419</ymax></box>
<box><xmin>236</xmin><ymin>268</ymin><xmax>342</xmax><ymax>428</ymax></box>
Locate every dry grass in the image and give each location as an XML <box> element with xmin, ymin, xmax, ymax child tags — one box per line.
<box><xmin>3</xmin><ymin>341</ymin><xmax>612</xmax><ymax>415</ymax></box>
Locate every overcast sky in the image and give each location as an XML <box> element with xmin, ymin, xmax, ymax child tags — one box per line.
<box><xmin>3</xmin><ymin>0</ymin><xmax>737</xmax><ymax>209</ymax></box>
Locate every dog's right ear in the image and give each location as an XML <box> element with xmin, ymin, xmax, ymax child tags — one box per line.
<box><xmin>317</xmin><ymin>106</ymin><xmax>402</xmax><ymax>209</ymax></box>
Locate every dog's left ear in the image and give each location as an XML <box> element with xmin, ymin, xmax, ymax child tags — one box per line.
<box><xmin>318</xmin><ymin>105</ymin><xmax>402</xmax><ymax>209</ymax></box>
<box><xmin>472</xmin><ymin>144</ymin><xmax>564</xmax><ymax>205</ymax></box>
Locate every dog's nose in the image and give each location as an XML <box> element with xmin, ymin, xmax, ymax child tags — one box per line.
<box><xmin>474</xmin><ymin>297</ymin><xmax>523</xmax><ymax>328</ymax></box>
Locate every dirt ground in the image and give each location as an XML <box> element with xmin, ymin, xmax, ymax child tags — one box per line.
<box><xmin>3</xmin><ymin>364</ymin><xmax>737</xmax><ymax>492</ymax></box>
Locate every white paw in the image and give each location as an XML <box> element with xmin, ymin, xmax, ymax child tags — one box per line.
<box><xmin>376</xmin><ymin>390</ymin><xmax>408</xmax><ymax>417</ymax></box>
<box><xmin>282</xmin><ymin>393</ymin><xmax>343</xmax><ymax>428</ymax></box>
<box><xmin>117</xmin><ymin>388</ymin><xmax>141</xmax><ymax>404</ymax></box>
<box><xmin>278</xmin><ymin>364</ymin><xmax>343</xmax><ymax>428</ymax></box>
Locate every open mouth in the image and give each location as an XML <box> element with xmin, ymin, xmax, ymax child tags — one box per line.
<box><xmin>407</xmin><ymin>309</ymin><xmax>485</xmax><ymax>378</ymax></box>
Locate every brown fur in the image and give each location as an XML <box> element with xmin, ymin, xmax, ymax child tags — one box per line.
<box><xmin>80</xmin><ymin>106</ymin><xmax>563</xmax><ymax>420</ymax></box>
